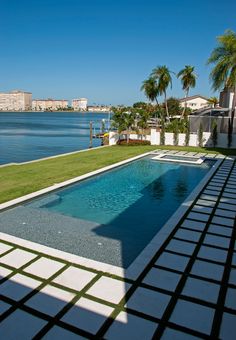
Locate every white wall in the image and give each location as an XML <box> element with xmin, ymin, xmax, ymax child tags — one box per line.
<box><xmin>109</xmin><ymin>130</ymin><xmax>236</xmax><ymax>148</ymax></box>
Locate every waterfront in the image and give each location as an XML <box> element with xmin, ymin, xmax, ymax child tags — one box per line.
<box><xmin>0</xmin><ymin>112</ymin><xmax>109</xmax><ymax>164</ymax></box>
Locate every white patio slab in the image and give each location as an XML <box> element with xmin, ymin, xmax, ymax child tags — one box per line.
<box><xmin>0</xmin><ymin>301</ymin><xmax>11</xmax><ymax>316</ymax></box>
<box><xmin>211</xmin><ymin>216</ymin><xmax>234</xmax><ymax>227</ymax></box>
<box><xmin>197</xmin><ymin>245</ymin><xmax>228</xmax><ymax>263</ymax></box>
<box><xmin>143</xmin><ymin>267</ymin><xmax>181</xmax><ymax>292</ymax></box>
<box><xmin>182</xmin><ymin>277</ymin><xmax>220</xmax><ymax>303</ymax></box>
<box><xmin>43</xmin><ymin>326</ymin><xmax>84</xmax><ymax>339</ymax></box>
<box><xmin>0</xmin><ymin>242</ymin><xmax>13</xmax><ymax>255</ymax></box>
<box><xmin>126</xmin><ymin>287</ymin><xmax>171</xmax><ymax>319</ymax></box>
<box><xmin>25</xmin><ymin>284</ymin><xmax>75</xmax><ymax>316</ymax></box>
<box><xmin>62</xmin><ymin>297</ymin><xmax>113</xmax><ymax>334</ymax></box>
<box><xmin>208</xmin><ymin>224</ymin><xmax>232</xmax><ymax>237</ymax></box>
<box><xmin>0</xmin><ymin>266</ymin><xmax>12</xmax><ymax>280</ymax></box>
<box><xmin>87</xmin><ymin>277</ymin><xmax>131</xmax><ymax>304</ymax></box>
<box><xmin>170</xmin><ymin>299</ymin><xmax>215</xmax><ymax>335</ymax></box>
<box><xmin>220</xmin><ymin>312</ymin><xmax>236</xmax><ymax>340</ymax></box>
<box><xmin>0</xmin><ymin>310</ymin><xmax>47</xmax><ymax>339</ymax></box>
<box><xmin>0</xmin><ymin>273</ymin><xmax>41</xmax><ymax>301</ymax></box>
<box><xmin>191</xmin><ymin>260</ymin><xmax>224</xmax><ymax>281</ymax></box>
<box><xmin>225</xmin><ymin>288</ymin><xmax>236</xmax><ymax>310</ymax></box>
<box><xmin>175</xmin><ymin>229</ymin><xmax>202</xmax><ymax>243</ymax></box>
<box><xmin>24</xmin><ymin>257</ymin><xmax>65</xmax><ymax>279</ymax></box>
<box><xmin>155</xmin><ymin>252</ymin><xmax>190</xmax><ymax>272</ymax></box>
<box><xmin>105</xmin><ymin>311</ymin><xmax>157</xmax><ymax>339</ymax></box>
<box><xmin>203</xmin><ymin>234</ymin><xmax>230</xmax><ymax>249</ymax></box>
<box><xmin>0</xmin><ymin>249</ymin><xmax>37</xmax><ymax>269</ymax></box>
<box><xmin>165</xmin><ymin>239</ymin><xmax>197</xmax><ymax>256</ymax></box>
<box><xmin>161</xmin><ymin>327</ymin><xmax>200</xmax><ymax>339</ymax></box>
<box><xmin>53</xmin><ymin>266</ymin><xmax>96</xmax><ymax>291</ymax></box>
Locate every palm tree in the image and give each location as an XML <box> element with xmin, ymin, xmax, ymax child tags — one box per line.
<box><xmin>207</xmin><ymin>96</ymin><xmax>219</xmax><ymax>108</ymax></box>
<box><xmin>207</xmin><ymin>30</ymin><xmax>236</xmax><ymax>126</ymax></box>
<box><xmin>141</xmin><ymin>77</ymin><xmax>159</xmax><ymax>105</ymax></box>
<box><xmin>124</xmin><ymin>111</ymin><xmax>136</xmax><ymax>143</ymax></box>
<box><xmin>111</xmin><ymin>107</ymin><xmax>136</xmax><ymax>143</ymax></box>
<box><xmin>177</xmin><ymin>65</ymin><xmax>197</xmax><ymax>117</ymax></box>
<box><xmin>137</xmin><ymin>109</ymin><xmax>151</xmax><ymax>140</ymax></box>
<box><xmin>151</xmin><ymin>66</ymin><xmax>173</xmax><ymax>121</ymax></box>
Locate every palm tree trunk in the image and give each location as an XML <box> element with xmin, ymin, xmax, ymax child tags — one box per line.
<box><xmin>182</xmin><ymin>90</ymin><xmax>188</xmax><ymax>118</ymax></box>
<box><xmin>165</xmin><ymin>92</ymin><xmax>170</xmax><ymax>121</ymax></box>
<box><xmin>126</xmin><ymin>129</ymin><xmax>130</xmax><ymax>144</ymax></box>
<box><xmin>230</xmin><ymin>85</ymin><xmax>236</xmax><ymax>132</ymax></box>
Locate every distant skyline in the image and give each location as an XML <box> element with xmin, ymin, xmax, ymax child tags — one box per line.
<box><xmin>1</xmin><ymin>0</ymin><xmax>236</xmax><ymax>105</ymax></box>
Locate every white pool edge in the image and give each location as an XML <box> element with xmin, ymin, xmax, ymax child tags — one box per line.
<box><xmin>0</xmin><ymin>153</ymin><xmax>223</xmax><ymax>280</ymax></box>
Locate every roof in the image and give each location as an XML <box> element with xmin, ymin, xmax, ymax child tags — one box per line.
<box><xmin>190</xmin><ymin>107</ymin><xmax>230</xmax><ymax>116</ymax></box>
<box><xmin>179</xmin><ymin>94</ymin><xmax>209</xmax><ymax>102</ymax></box>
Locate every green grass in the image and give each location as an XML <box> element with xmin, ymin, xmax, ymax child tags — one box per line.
<box><xmin>0</xmin><ymin>145</ymin><xmax>235</xmax><ymax>204</ymax></box>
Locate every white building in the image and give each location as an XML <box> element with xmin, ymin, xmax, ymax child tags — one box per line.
<box><xmin>179</xmin><ymin>95</ymin><xmax>209</xmax><ymax>111</ymax></box>
<box><xmin>219</xmin><ymin>88</ymin><xmax>235</xmax><ymax>109</ymax></box>
<box><xmin>87</xmin><ymin>105</ymin><xmax>111</xmax><ymax>112</ymax></box>
<box><xmin>72</xmin><ymin>98</ymin><xmax>88</xmax><ymax>111</ymax></box>
<box><xmin>0</xmin><ymin>90</ymin><xmax>32</xmax><ymax>111</ymax></box>
<box><xmin>32</xmin><ymin>99</ymin><xmax>68</xmax><ymax>111</ymax></box>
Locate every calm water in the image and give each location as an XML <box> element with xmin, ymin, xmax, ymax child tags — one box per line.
<box><xmin>0</xmin><ymin>111</ymin><xmax>110</xmax><ymax>164</ymax></box>
<box><xmin>0</xmin><ymin>156</ymin><xmax>214</xmax><ymax>267</ymax></box>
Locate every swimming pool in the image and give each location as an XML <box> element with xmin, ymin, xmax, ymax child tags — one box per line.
<box><xmin>0</xmin><ymin>155</ymin><xmax>215</xmax><ymax>269</ymax></box>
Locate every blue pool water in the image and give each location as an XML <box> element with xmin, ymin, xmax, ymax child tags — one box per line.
<box><xmin>0</xmin><ymin>156</ymin><xmax>214</xmax><ymax>267</ymax></box>
<box><xmin>0</xmin><ymin>111</ymin><xmax>109</xmax><ymax>164</ymax></box>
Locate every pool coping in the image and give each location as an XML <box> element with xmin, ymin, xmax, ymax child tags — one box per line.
<box><xmin>0</xmin><ymin>151</ymin><xmax>223</xmax><ymax>280</ymax></box>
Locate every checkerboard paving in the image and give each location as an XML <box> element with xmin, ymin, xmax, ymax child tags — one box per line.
<box><xmin>0</xmin><ymin>152</ymin><xmax>235</xmax><ymax>339</ymax></box>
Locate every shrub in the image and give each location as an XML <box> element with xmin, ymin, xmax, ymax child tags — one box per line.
<box><xmin>185</xmin><ymin>120</ymin><xmax>190</xmax><ymax>146</ymax></box>
<box><xmin>173</xmin><ymin>120</ymin><xmax>179</xmax><ymax>146</ymax></box>
<box><xmin>160</xmin><ymin>118</ymin><xmax>165</xmax><ymax>145</ymax></box>
<box><xmin>228</xmin><ymin>119</ymin><xmax>232</xmax><ymax>148</ymax></box>
<box><xmin>211</xmin><ymin>119</ymin><xmax>218</xmax><ymax>147</ymax></box>
<box><xmin>198</xmin><ymin>123</ymin><xmax>204</xmax><ymax>147</ymax></box>
<box><xmin>165</xmin><ymin>119</ymin><xmax>186</xmax><ymax>133</ymax></box>
<box><xmin>117</xmin><ymin>139</ymin><xmax>150</xmax><ymax>146</ymax></box>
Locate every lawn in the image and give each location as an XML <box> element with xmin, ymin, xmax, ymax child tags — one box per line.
<box><xmin>0</xmin><ymin>145</ymin><xmax>235</xmax><ymax>204</ymax></box>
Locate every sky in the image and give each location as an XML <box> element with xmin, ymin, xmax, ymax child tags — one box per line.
<box><xmin>0</xmin><ymin>0</ymin><xmax>236</xmax><ymax>106</ymax></box>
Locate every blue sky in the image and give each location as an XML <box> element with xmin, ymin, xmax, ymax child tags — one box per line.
<box><xmin>1</xmin><ymin>0</ymin><xmax>236</xmax><ymax>105</ymax></box>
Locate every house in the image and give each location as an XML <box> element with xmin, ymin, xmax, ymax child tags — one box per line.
<box><xmin>219</xmin><ymin>88</ymin><xmax>235</xmax><ymax>109</ymax></box>
<box><xmin>179</xmin><ymin>95</ymin><xmax>209</xmax><ymax>111</ymax></box>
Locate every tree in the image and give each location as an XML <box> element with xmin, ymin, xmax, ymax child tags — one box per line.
<box><xmin>207</xmin><ymin>96</ymin><xmax>219</xmax><ymax>108</ymax></box>
<box><xmin>111</xmin><ymin>107</ymin><xmax>127</xmax><ymax>141</ymax></box>
<box><xmin>141</xmin><ymin>78</ymin><xmax>159</xmax><ymax>105</ymax></box>
<box><xmin>111</xmin><ymin>107</ymin><xmax>136</xmax><ymax>143</ymax></box>
<box><xmin>133</xmin><ymin>102</ymin><xmax>147</xmax><ymax>109</ymax></box>
<box><xmin>151</xmin><ymin>65</ymin><xmax>173</xmax><ymax>121</ymax></box>
<box><xmin>177</xmin><ymin>65</ymin><xmax>197</xmax><ymax>117</ymax></box>
<box><xmin>124</xmin><ymin>111</ymin><xmax>136</xmax><ymax>143</ymax></box>
<box><xmin>136</xmin><ymin>109</ymin><xmax>151</xmax><ymax>140</ymax></box>
<box><xmin>207</xmin><ymin>29</ymin><xmax>236</xmax><ymax>130</ymax></box>
<box><xmin>163</xmin><ymin>97</ymin><xmax>182</xmax><ymax>116</ymax></box>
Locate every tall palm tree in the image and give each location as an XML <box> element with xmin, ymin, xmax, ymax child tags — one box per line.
<box><xmin>151</xmin><ymin>66</ymin><xmax>173</xmax><ymax>121</ymax></box>
<box><xmin>141</xmin><ymin>77</ymin><xmax>159</xmax><ymax>105</ymax></box>
<box><xmin>207</xmin><ymin>29</ymin><xmax>236</xmax><ymax>126</ymax></box>
<box><xmin>207</xmin><ymin>96</ymin><xmax>219</xmax><ymax>108</ymax></box>
<box><xmin>177</xmin><ymin>65</ymin><xmax>197</xmax><ymax>117</ymax></box>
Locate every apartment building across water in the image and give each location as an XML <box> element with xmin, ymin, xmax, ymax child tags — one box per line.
<box><xmin>0</xmin><ymin>90</ymin><xmax>32</xmax><ymax>111</ymax></box>
<box><xmin>32</xmin><ymin>99</ymin><xmax>68</xmax><ymax>111</ymax></box>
